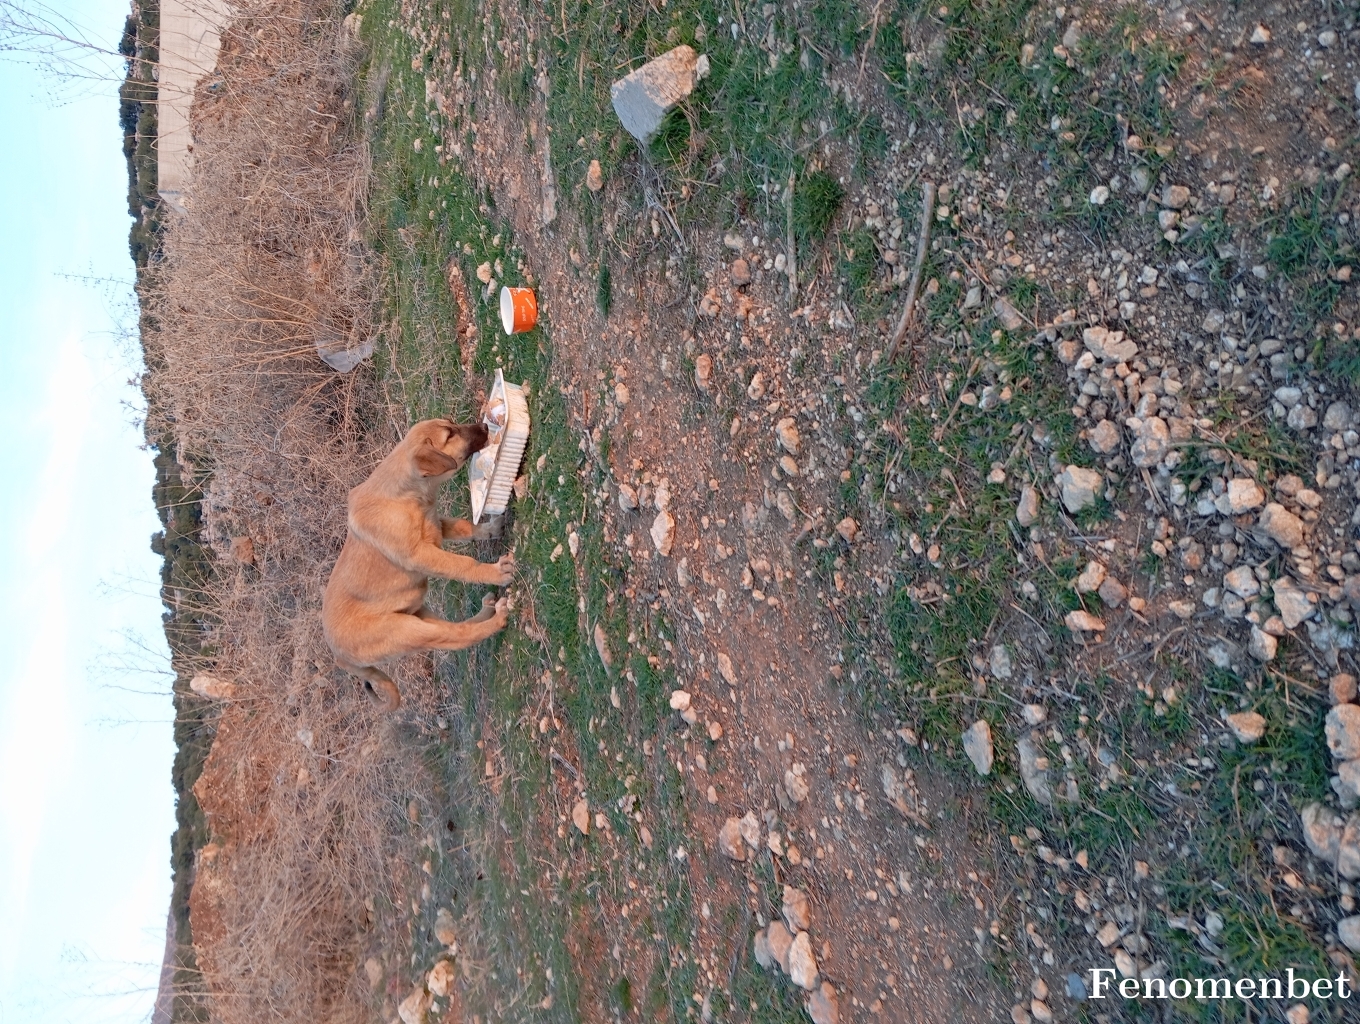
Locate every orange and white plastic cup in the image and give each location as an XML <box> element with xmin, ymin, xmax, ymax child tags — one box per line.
<box><xmin>499</xmin><ymin>286</ymin><xmax>537</xmax><ymax>335</ymax></box>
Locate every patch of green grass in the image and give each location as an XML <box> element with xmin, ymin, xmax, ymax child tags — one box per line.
<box><xmin>793</xmin><ymin>170</ymin><xmax>846</xmax><ymax>244</ymax></box>
<box><xmin>1266</xmin><ymin>182</ymin><xmax>1355</xmax><ymax>329</ymax></box>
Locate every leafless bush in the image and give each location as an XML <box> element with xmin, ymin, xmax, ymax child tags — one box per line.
<box><xmin>140</xmin><ymin>2</ymin><xmax>428</xmax><ymax>1020</ymax></box>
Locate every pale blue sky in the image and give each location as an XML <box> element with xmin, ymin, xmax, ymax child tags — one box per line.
<box><xmin>0</xmin><ymin>2</ymin><xmax>177</xmax><ymax>1022</ymax></box>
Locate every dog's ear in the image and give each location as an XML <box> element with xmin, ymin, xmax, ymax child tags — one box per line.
<box><xmin>413</xmin><ymin>440</ymin><xmax>460</xmax><ymax>477</ymax></box>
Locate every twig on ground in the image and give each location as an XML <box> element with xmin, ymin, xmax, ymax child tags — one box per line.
<box><xmin>886</xmin><ymin>181</ymin><xmax>936</xmax><ymax>361</ymax></box>
<box><xmin>785</xmin><ymin>169</ymin><xmax>797</xmax><ymax>303</ymax></box>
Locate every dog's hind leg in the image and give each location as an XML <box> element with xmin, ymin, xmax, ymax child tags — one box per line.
<box><xmin>337</xmin><ymin>658</ymin><xmax>402</xmax><ymax>712</ymax></box>
<box><xmin>383</xmin><ymin>600</ymin><xmax>509</xmax><ymax>656</ymax></box>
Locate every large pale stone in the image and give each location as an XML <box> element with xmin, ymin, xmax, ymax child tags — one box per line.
<box><xmin>1057</xmin><ymin>465</ymin><xmax>1103</xmax><ymax>512</ymax></box>
<box><xmin>1259</xmin><ymin>503</ymin><xmax>1305</xmax><ymax>549</ymax></box>
<box><xmin>611</xmin><ymin>46</ymin><xmax>707</xmax><ymax>143</ymax></box>
<box><xmin>1272</xmin><ymin>579</ymin><xmax>1314</xmax><ymax>629</ymax></box>
<box><xmin>962</xmin><ymin>720</ymin><xmax>994</xmax><ymax>775</ymax></box>
<box><xmin>1089</xmin><ymin>419</ymin><xmax>1121</xmax><ymax>454</ymax></box>
<box><xmin>1328</xmin><ymin>705</ymin><xmax>1360</xmax><ymax>760</ymax></box>
<box><xmin>1301</xmin><ymin>802</ymin><xmax>1342</xmax><ymax>864</ymax></box>
<box><xmin>398</xmin><ymin>986</ymin><xmax>432</xmax><ymax>1024</ymax></box>
<box><xmin>1338</xmin><ymin>916</ymin><xmax>1360</xmax><ymax>953</ymax></box>
<box><xmin>1065</xmin><ymin>609</ymin><xmax>1106</xmax><ymax>632</ymax></box>
<box><xmin>1016</xmin><ymin>484</ymin><xmax>1040</xmax><ymax>526</ymax></box>
<box><xmin>651</xmin><ymin>509</ymin><xmax>675</xmax><ymax>555</ymax></box>
<box><xmin>718</xmin><ymin>817</ymin><xmax>746</xmax><ymax>861</ymax></box>
<box><xmin>1128</xmin><ymin>416</ymin><xmax>1170</xmax><ymax>468</ymax></box>
<box><xmin>766</xmin><ymin>920</ymin><xmax>793</xmax><ymax>972</ymax></box>
<box><xmin>787</xmin><ymin>931</ymin><xmax>819</xmax><ymax>990</ymax></box>
<box><xmin>808</xmin><ymin>982</ymin><xmax>840</xmax><ymax>1024</ymax></box>
<box><xmin>1017</xmin><ymin>736</ymin><xmax>1054</xmax><ymax>806</ymax></box>
<box><xmin>1221</xmin><ymin>477</ymin><xmax>1266</xmax><ymax>514</ymax></box>
<box><xmin>782</xmin><ymin>886</ymin><xmax>811</xmax><ymax>932</ymax></box>
<box><xmin>1075</xmin><ymin>560</ymin><xmax>1107</xmax><ymax>594</ymax></box>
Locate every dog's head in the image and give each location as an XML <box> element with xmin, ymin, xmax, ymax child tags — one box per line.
<box><xmin>404</xmin><ymin>419</ymin><xmax>489</xmax><ymax>479</ymax></box>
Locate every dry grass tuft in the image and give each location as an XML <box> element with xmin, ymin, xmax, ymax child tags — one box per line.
<box><xmin>141</xmin><ymin>2</ymin><xmax>431</xmax><ymax>1020</ymax></box>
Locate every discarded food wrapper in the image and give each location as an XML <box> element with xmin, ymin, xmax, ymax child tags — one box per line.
<box><xmin>499</xmin><ymin>286</ymin><xmax>538</xmax><ymax>335</ymax></box>
<box><xmin>470</xmin><ymin>368</ymin><xmax>530</xmax><ymax>523</ymax></box>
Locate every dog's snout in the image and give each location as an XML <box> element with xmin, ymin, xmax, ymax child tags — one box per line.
<box><xmin>461</xmin><ymin>422</ymin><xmax>489</xmax><ymax>450</ymax></box>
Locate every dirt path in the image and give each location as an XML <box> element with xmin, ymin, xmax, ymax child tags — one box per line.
<box><xmin>460</xmin><ymin>81</ymin><xmax>1022</xmax><ymax>1016</ymax></box>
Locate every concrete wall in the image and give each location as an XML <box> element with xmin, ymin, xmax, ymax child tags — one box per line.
<box><xmin>157</xmin><ymin>0</ymin><xmax>230</xmax><ymax>213</ymax></box>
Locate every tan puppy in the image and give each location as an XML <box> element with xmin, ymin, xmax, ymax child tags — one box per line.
<box><xmin>322</xmin><ymin>418</ymin><xmax>514</xmax><ymax>710</ymax></box>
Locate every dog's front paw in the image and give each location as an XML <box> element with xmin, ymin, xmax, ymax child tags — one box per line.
<box><xmin>488</xmin><ymin>553</ymin><xmax>516</xmax><ymax>584</ymax></box>
<box><xmin>490</xmin><ymin>595</ymin><xmax>511</xmax><ymax>629</ymax></box>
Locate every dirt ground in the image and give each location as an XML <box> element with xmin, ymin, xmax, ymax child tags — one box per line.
<box><xmin>172</xmin><ymin>0</ymin><xmax>1360</xmax><ymax>1019</ymax></box>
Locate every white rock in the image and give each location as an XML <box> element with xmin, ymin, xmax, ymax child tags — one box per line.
<box><xmin>717</xmin><ymin>652</ymin><xmax>737</xmax><ymax>686</ymax></box>
<box><xmin>594</xmin><ymin>622</ymin><xmax>612</xmax><ymax>671</ymax></box>
<box><xmin>1089</xmin><ymin>419</ymin><xmax>1121</xmax><ymax>454</ymax></box>
<box><xmin>962</xmin><ymin>720</ymin><xmax>994</xmax><ymax>775</ymax></box>
<box><xmin>1018</xmin><ymin>736</ymin><xmax>1054</xmax><ymax>806</ymax></box>
<box><xmin>1223</xmin><ymin>478</ymin><xmax>1265</xmax><ymax>513</ymax></box>
<box><xmin>787</xmin><ymin>931</ymin><xmax>819</xmax><ymax>990</ymax></box>
<box><xmin>618</xmin><ymin>483</ymin><xmax>639</xmax><ymax>510</ymax></box>
<box><xmin>610</xmin><ymin>46</ymin><xmax>704</xmax><ymax>143</ymax></box>
<box><xmin>571</xmin><ymin>798</ymin><xmax>590</xmax><ymax>835</ymax></box>
<box><xmin>782</xmin><ymin>885</ymin><xmax>812</xmax><ymax>931</ymax></box>
<box><xmin>1128</xmin><ymin>416</ymin><xmax>1170</xmax><ymax>468</ymax></box>
<box><xmin>1248</xmin><ymin>626</ymin><xmax>1277</xmax><ymax>662</ymax></box>
<box><xmin>669</xmin><ymin>690</ymin><xmax>691</xmax><ymax>711</ymax></box>
<box><xmin>427</xmin><ymin>959</ymin><xmax>456</xmax><ymax>998</ymax></box>
<box><xmin>994</xmin><ymin>297</ymin><xmax>1024</xmax><ymax>331</ymax></box>
<box><xmin>1021</xmin><ymin>704</ymin><xmax>1047</xmax><ymax>726</ymax></box>
<box><xmin>1016</xmin><ymin>484</ymin><xmax>1040</xmax><ymax>526</ymax></box>
<box><xmin>718</xmin><ymin>817</ymin><xmax>746</xmax><ymax>861</ymax></box>
<box><xmin>1075</xmin><ymin>560</ymin><xmax>1107</xmax><ymax>594</ymax></box>
<box><xmin>1272</xmin><ymin>579</ymin><xmax>1314</xmax><ymax>629</ymax></box>
<box><xmin>1259</xmin><ymin>503</ymin><xmax>1305</xmax><ymax>549</ymax></box>
<box><xmin>1287</xmin><ymin>404</ymin><xmax>1318</xmax><ymax>431</ymax></box>
<box><xmin>1337</xmin><ymin>760</ymin><xmax>1360</xmax><ymax>801</ymax></box>
<box><xmin>784</xmin><ymin>764</ymin><xmax>809</xmax><ymax>803</ymax></box>
<box><xmin>1223</xmin><ymin>566</ymin><xmax>1260</xmax><ymax>599</ymax></box>
<box><xmin>1250</xmin><ymin>24</ymin><xmax>1271</xmax><ymax>44</ymax></box>
<box><xmin>1057</xmin><ymin>465</ymin><xmax>1103</xmax><ymax>512</ymax></box>
<box><xmin>694</xmin><ymin>353</ymin><xmax>713</xmax><ymax>392</ymax></box>
<box><xmin>650</xmin><ymin>510</ymin><xmax>675</xmax><ymax>555</ymax></box>
<box><xmin>1099</xmin><ymin>577</ymin><xmax>1127</xmax><ymax>607</ymax></box>
<box><xmin>1113</xmin><ymin>948</ymin><xmax>1137</xmax><ymax>978</ymax></box>
<box><xmin>1328</xmin><ymin>704</ymin><xmax>1360</xmax><ymax>760</ymax></box>
<box><xmin>739</xmin><ymin>810</ymin><xmax>760</xmax><ymax>848</ymax></box>
<box><xmin>989</xmin><ymin>644</ymin><xmax>1013</xmax><ymax>679</ymax></box>
<box><xmin>1226</xmin><ymin>711</ymin><xmax>1266</xmax><ymax>743</ymax></box>
<box><xmin>1065</xmin><ymin>609</ymin><xmax>1106</xmax><ymax>632</ymax></box>
<box><xmin>398</xmin><ymin>986</ymin><xmax>432</xmax><ymax>1024</ymax></box>
<box><xmin>766</xmin><ymin>920</ymin><xmax>793</xmax><ymax>972</ymax></box>
<box><xmin>776</xmin><ymin>417</ymin><xmax>801</xmax><ymax>454</ymax></box>
<box><xmin>835</xmin><ymin>517</ymin><xmax>858</xmax><ymax>543</ymax></box>
<box><xmin>1338</xmin><ymin>916</ymin><xmax>1360</xmax><ymax>953</ymax></box>
<box><xmin>1324</xmin><ymin>401</ymin><xmax>1353</xmax><ymax>431</ymax></box>
<box><xmin>1273</xmin><ymin>386</ymin><xmax>1303</xmax><ymax>408</ymax></box>
<box><xmin>808</xmin><ymin>982</ymin><xmax>840</xmax><ymax>1024</ymax></box>
<box><xmin>434</xmin><ymin>906</ymin><xmax>457</xmax><ymax>946</ymax></box>
<box><xmin>1302</xmin><ymin>802</ymin><xmax>1343</xmax><ymax>863</ymax></box>
<box><xmin>1089</xmin><ymin>185</ymin><xmax>1110</xmax><ymax>206</ymax></box>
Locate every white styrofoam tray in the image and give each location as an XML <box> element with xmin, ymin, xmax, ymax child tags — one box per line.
<box><xmin>469</xmin><ymin>369</ymin><xmax>530</xmax><ymax>523</ymax></box>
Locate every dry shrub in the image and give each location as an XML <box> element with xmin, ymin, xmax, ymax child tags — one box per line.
<box><xmin>142</xmin><ymin>2</ymin><xmax>427</xmax><ymax>1020</ymax></box>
